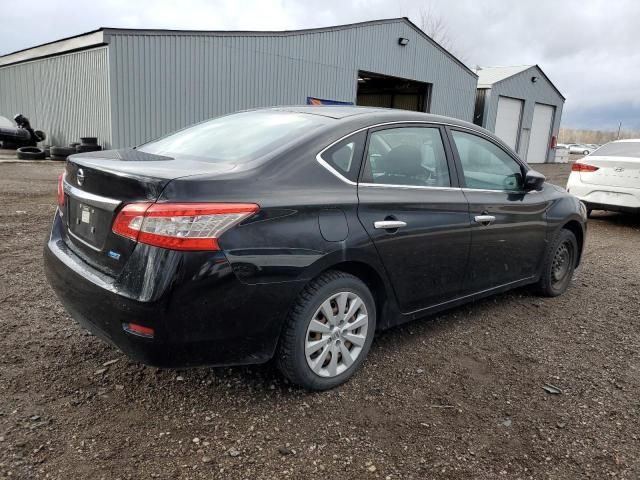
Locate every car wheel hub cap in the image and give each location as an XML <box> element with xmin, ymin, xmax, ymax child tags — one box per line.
<box><xmin>305</xmin><ymin>291</ymin><xmax>369</xmax><ymax>378</ymax></box>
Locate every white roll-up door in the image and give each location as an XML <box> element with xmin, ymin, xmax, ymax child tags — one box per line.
<box><xmin>526</xmin><ymin>103</ymin><xmax>555</xmax><ymax>164</ymax></box>
<box><xmin>494</xmin><ymin>96</ymin><xmax>523</xmax><ymax>150</ymax></box>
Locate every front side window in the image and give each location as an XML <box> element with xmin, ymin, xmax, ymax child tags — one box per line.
<box><xmin>139</xmin><ymin>111</ymin><xmax>330</xmax><ymax>163</ymax></box>
<box><xmin>451</xmin><ymin>130</ymin><xmax>524</xmax><ymax>191</ymax></box>
<box><xmin>363</xmin><ymin>127</ymin><xmax>451</xmax><ymax>187</ymax></box>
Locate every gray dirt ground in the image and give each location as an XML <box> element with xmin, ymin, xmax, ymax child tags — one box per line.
<box><xmin>1</xmin><ymin>156</ymin><xmax>639</xmax><ymax>479</ymax></box>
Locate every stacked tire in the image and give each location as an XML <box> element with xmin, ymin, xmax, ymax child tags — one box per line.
<box><xmin>76</xmin><ymin>137</ymin><xmax>102</xmax><ymax>153</ymax></box>
<box><xmin>50</xmin><ymin>146</ymin><xmax>76</xmax><ymax>161</ymax></box>
<box><xmin>49</xmin><ymin>136</ymin><xmax>103</xmax><ymax>161</ymax></box>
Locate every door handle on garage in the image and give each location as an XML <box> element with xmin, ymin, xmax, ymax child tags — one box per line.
<box><xmin>474</xmin><ymin>215</ymin><xmax>496</xmax><ymax>226</ymax></box>
<box><xmin>374</xmin><ymin>220</ymin><xmax>407</xmax><ymax>230</ymax></box>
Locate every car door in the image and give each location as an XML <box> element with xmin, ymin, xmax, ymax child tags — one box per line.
<box><xmin>357</xmin><ymin>124</ymin><xmax>471</xmax><ymax>313</ymax></box>
<box><xmin>446</xmin><ymin>127</ymin><xmax>549</xmax><ymax>293</ymax></box>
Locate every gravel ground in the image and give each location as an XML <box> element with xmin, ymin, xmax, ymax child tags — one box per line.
<box><xmin>1</xmin><ymin>159</ymin><xmax>639</xmax><ymax>479</ymax></box>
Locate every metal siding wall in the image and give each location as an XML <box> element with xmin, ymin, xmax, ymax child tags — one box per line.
<box><xmin>110</xmin><ymin>21</ymin><xmax>476</xmax><ymax>148</ymax></box>
<box><xmin>483</xmin><ymin>67</ymin><xmax>564</xmax><ymax>162</ymax></box>
<box><xmin>0</xmin><ymin>48</ymin><xmax>111</xmax><ymax>148</ymax></box>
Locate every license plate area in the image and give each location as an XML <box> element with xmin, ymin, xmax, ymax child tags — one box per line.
<box><xmin>68</xmin><ymin>198</ymin><xmax>112</xmax><ymax>250</ymax></box>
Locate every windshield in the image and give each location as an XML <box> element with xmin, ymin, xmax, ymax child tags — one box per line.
<box><xmin>138</xmin><ymin>111</ymin><xmax>330</xmax><ymax>162</ymax></box>
<box><xmin>592</xmin><ymin>142</ymin><xmax>640</xmax><ymax>158</ymax></box>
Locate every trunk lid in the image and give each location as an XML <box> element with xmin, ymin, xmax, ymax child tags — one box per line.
<box><xmin>61</xmin><ymin>149</ymin><xmax>234</xmax><ymax>275</ymax></box>
<box><xmin>579</xmin><ymin>155</ymin><xmax>640</xmax><ymax>188</ymax></box>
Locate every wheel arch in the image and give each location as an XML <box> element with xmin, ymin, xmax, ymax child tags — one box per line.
<box><xmin>310</xmin><ymin>260</ymin><xmax>396</xmax><ymax>330</ymax></box>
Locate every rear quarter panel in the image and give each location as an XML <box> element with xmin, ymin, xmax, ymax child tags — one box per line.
<box><xmin>159</xmin><ymin>136</ymin><xmax>391</xmax><ymax>289</ymax></box>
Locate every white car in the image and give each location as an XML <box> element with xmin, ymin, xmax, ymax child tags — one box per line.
<box><xmin>566</xmin><ymin>139</ymin><xmax>640</xmax><ymax>215</ymax></box>
<box><xmin>568</xmin><ymin>144</ymin><xmax>595</xmax><ymax>155</ymax></box>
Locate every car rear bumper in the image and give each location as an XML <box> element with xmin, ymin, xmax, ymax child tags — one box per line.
<box><xmin>566</xmin><ymin>173</ymin><xmax>640</xmax><ymax>213</ymax></box>
<box><xmin>44</xmin><ymin>210</ymin><xmax>304</xmax><ymax>368</ymax></box>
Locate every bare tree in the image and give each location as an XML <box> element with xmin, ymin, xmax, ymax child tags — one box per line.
<box><xmin>415</xmin><ymin>3</ymin><xmax>467</xmax><ymax>63</ymax></box>
<box><xmin>559</xmin><ymin>127</ymin><xmax>640</xmax><ymax>144</ymax></box>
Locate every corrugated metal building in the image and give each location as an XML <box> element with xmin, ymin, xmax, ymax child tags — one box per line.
<box><xmin>0</xmin><ymin>18</ymin><xmax>478</xmax><ymax>149</ymax></box>
<box><xmin>473</xmin><ymin>65</ymin><xmax>565</xmax><ymax>163</ymax></box>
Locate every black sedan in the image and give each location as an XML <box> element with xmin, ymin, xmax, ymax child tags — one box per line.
<box><xmin>45</xmin><ymin>107</ymin><xmax>587</xmax><ymax>390</ymax></box>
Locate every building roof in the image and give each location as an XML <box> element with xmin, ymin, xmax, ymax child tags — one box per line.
<box><xmin>0</xmin><ymin>18</ymin><xmax>475</xmax><ymax>76</ymax></box>
<box><xmin>475</xmin><ymin>64</ymin><xmax>565</xmax><ymax>100</ymax></box>
<box><xmin>475</xmin><ymin>65</ymin><xmax>532</xmax><ymax>87</ymax></box>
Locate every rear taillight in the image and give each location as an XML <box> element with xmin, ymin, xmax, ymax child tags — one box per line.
<box><xmin>123</xmin><ymin>322</ymin><xmax>154</xmax><ymax>338</ymax></box>
<box><xmin>112</xmin><ymin>202</ymin><xmax>259</xmax><ymax>251</ymax></box>
<box><xmin>57</xmin><ymin>173</ymin><xmax>65</xmax><ymax>212</ymax></box>
<box><xmin>571</xmin><ymin>162</ymin><xmax>599</xmax><ymax>172</ymax></box>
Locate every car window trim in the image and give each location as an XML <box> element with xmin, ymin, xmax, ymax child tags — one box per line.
<box><xmin>317</xmin><ymin>132</ymin><xmax>361</xmax><ymax>186</ymax></box>
<box><xmin>316</xmin><ymin>120</ymin><xmax>524</xmax><ymax>188</ymax></box>
<box><xmin>444</xmin><ymin>126</ymin><xmax>531</xmax><ymax>194</ymax></box>
<box><xmin>316</xmin><ymin>130</ymin><xmax>367</xmax><ymax>183</ymax></box>
<box><xmin>358</xmin><ymin>182</ymin><xmax>462</xmax><ymax>192</ymax></box>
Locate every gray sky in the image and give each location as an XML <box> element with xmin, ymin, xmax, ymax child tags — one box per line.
<box><xmin>1</xmin><ymin>0</ymin><xmax>638</xmax><ymax>131</ymax></box>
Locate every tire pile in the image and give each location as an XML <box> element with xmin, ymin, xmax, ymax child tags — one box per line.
<box><xmin>16</xmin><ymin>136</ymin><xmax>102</xmax><ymax>161</ymax></box>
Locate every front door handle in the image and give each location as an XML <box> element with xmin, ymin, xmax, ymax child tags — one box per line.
<box><xmin>474</xmin><ymin>215</ymin><xmax>496</xmax><ymax>226</ymax></box>
<box><xmin>374</xmin><ymin>220</ymin><xmax>407</xmax><ymax>230</ymax></box>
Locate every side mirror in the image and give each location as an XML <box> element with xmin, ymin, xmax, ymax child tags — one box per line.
<box><xmin>524</xmin><ymin>169</ymin><xmax>545</xmax><ymax>191</ymax></box>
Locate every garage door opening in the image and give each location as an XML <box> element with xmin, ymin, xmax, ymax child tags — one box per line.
<box><xmin>356</xmin><ymin>71</ymin><xmax>431</xmax><ymax>112</ymax></box>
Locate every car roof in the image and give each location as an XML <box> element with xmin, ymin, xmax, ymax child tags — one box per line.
<box><xmin>264</xmin><ymin>105</ymin><xmax>481</xmax><ymax>130</ymax></box>
<box><xmin>611</xmin><ymin>138</ymin><xmax>640</xmax><ymax>143</ymax></box>
<box><xmin>269</xmin><ymin>105</ymin><xmax>387</xmax><ymax>119</ymax></box>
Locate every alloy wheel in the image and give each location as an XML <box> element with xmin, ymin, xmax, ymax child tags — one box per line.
<box><xmin>305</xmin><ymin>291</ymin><xmax>369</xmax><ymax>378</ymax></box>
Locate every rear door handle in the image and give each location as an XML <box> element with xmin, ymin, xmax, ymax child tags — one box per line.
<box><xmin>474</xmin><ymin>215</ymin><xmax>496</xmax><ymax>226</ymax></box>
<box><xmin>374</xmin><ymin>220</ymin><xmax>407</xmax><ymax>229</ymax></box>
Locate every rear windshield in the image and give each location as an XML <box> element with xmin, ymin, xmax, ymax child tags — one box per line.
<box><xmin>592</xmin><ymin>142</ymin><xmax>640</xmax><ymax>158</ymax></box>
<box><xmin>138</xmin><ymin>111</ymin><xmax>330</xmax><ymax>162</ymax></box>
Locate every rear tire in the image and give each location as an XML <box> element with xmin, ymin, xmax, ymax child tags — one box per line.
<box><xmin>535</xmin><ymin>229</ymin><xmax>578</xmax><ymax>297</ymax></box>
<box><xmin>276</xmin><ymin>270</ymin><xmax>376</xmax><ymax>390</ymax></box>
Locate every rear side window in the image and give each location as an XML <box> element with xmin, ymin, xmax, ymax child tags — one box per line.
<box><xmin>139</xmin><ymin>111</ymin><xmax>330</xmax><ymax>163</ymax></box>
<box><xmin>319</xmin><ymin>131</ymin><xmax>366</xmax><ymax>182</ymax></box>
<box><xmin>362</xmin><ymin>127</ymin><xmax>451</xmax><ymax>187</ymax></box>
<box><xmin>592</xmin><ymin>142</ymin><xmax>640</xmax><ymax>158</ymax></box>
<box><xmin>451</xmin><ymin>130</ymin><xmax>524</xmax><ymax>192</ymax></box>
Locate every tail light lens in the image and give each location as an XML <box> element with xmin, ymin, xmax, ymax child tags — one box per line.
<box><xmin>123</xmin><ymin>322</ymin><xmax>155</xmax><ymax>338</ymax></box>
<box><xmin>112</xmin><ymin>202</ymin><xmax>259</xmax><ymax>251</ymax></box>
<box><xmin>571</xmin><ymin>162</ymin><xmax>599</xmax><ymax>172</ymax></box>
<box><xmin>57</xmin><ymin>173</ymin><xmax>65</xmax><ymax>212</ymax></box>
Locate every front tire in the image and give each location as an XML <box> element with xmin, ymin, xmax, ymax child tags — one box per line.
<box><xmin>535</xmin><ymin>229</ymin><xmax>578</xmax><ymax>297</ymax></box>
<box><xmin>276</xmin><ymin>271</ymin><xmax>376</xmax><ymax>390</ymax></box>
